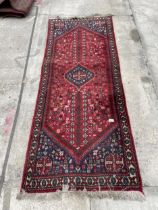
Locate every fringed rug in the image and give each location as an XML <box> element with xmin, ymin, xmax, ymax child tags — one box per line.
<box><xmin>0</xmin><ymin>0</ymin><xmax>33</xmax><ymax>16</ymax></box>
<box><xmin>21</xmin><ymin>16</ymin><xmax>143</xmax><ymax>196</ymax></box>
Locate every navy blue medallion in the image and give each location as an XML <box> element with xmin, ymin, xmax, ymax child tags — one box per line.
<box><xmin>65</xmin><ymin>65</ymin><xmax>94</xmax><ymax>88</ymax></box>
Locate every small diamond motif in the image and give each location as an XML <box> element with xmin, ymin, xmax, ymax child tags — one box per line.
<box><xmin>65</xmin><ymin>65</ymin><xmax>94</xmax><ymax>88</ymax></box>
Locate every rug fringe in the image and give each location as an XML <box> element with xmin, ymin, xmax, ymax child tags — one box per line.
<box><xmin>48</xmin><ymin>14</ymin><xmax>114</xmax><ymax>21</ymax></box>
<box><xmin>17</xmin><ymin>186</ymin><xmax>145</xmax><ymax>201</ymax></box>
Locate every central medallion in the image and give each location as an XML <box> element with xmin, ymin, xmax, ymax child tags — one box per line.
<box><xmin>65</xmin><ymin>65</ymin><xmax>94</xmax><ymax>88</ymax></box>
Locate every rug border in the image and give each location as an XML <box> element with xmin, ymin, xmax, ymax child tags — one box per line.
<box><xmin>20</xmin><ymin>19</ymin><xmax>53</xmax><ymax>192</ymax></box>
<box><xmin>107</xmin><ymin>16</ymin><xmax>143</xmax><ymax>194</ymax></box>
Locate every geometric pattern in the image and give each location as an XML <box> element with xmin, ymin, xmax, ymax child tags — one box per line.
<box><xmin>21</xmin><ymin>17</ymin><xmax>143</xmax><ymax>194</ymax></box>
<box><xmin>65</xmin><ymin>65</ymin><xmax>94</xmax><ymax>88</ymax></box>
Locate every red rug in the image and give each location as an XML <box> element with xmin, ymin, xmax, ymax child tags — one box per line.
<box><xmin>0</xmin><ymin>0</ymin><xmax>33</xmax><ymax>16</ymax></box>
<box><xmin>21</xmin><ymin>17</ymin><xmax>143</xmax><ymax>194</ymax></box>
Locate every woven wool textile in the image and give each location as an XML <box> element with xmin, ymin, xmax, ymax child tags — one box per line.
<box><xmin>21</xmin><ymin>17</ymin><xmax>142</xmax><ymax>194</ymax></box>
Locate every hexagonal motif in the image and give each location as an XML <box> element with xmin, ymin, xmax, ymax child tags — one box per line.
<box><xmin>65</xmin><ymin>65</ymin><xmax>94</xmax><ymax>88</ymax></box>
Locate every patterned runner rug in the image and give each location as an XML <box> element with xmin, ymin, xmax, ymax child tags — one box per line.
<box><xmin>0</xmin><ymin>0</ymin><xmax>33</xmax><ymax>16</ymax></box>
<box><xmin>21</xmin><ymin>17</ymin><xmax>143</xmax><ymax>196</ymax></box>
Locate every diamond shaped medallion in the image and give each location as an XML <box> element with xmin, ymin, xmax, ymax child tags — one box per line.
<box><xmin>65</xmin><ymin>65</ymin><xmax>94</xmax><ymax>88</ymax></box>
